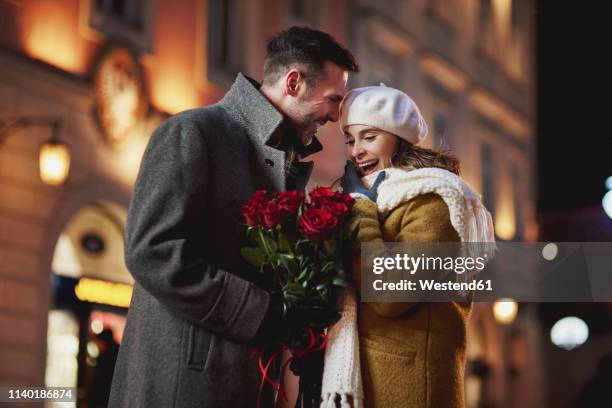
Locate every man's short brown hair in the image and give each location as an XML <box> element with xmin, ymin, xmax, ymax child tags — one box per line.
<box><xmin>263</xmin><ymin>26</ymin><xmax>359</xmax><ymax>88</ymax></box>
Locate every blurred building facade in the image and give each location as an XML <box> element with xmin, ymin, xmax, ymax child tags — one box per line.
<box><xmin>0</xmin><ymin>0</ymin><xmax>542</xmax><ymax>407</ymax></box>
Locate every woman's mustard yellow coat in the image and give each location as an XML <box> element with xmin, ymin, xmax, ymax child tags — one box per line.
<box><xmin>349</xmin><ymin>193</ymin><xmax>471</xmax><ymax>408</ymax></box>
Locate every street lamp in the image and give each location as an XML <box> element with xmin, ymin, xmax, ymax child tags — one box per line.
<box><xmin>603</xmin><ymin>176</ymin><xmax>612</xmax><ymax>220</ymax></box>
<box><xmin>493</xmin><ymin>298</ymin><xmax>518</xmax><ymax>325</ymax></box>
<box><xmin>0</xmin><ymin>117</ymin><xmax>71</xmax><ymax>185</ymax></box>
<box><xmin>550</xmin><ymin>316</ymin><xmax>589</xmax><ymax>350</ymax></box>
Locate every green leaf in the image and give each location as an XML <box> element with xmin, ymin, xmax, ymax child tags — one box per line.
<box><xmin>246</xmin><ymin>226</ymin><xmax>259</xmax><ymax>243</ymax></box>
<box><xmin>297</xmin><ymin>268</ymin><xmax>308</xmax><ymax>281</ymax></box>
<box><xmin>278</xmin><ymin>253</ymin><xmax>298</xmax><ymax>275</ymax></box>
<box><xmin>284</xmin><ymin>293</ymin><xmax>301</xmax><ymax>303</ymax></box>
<box><xmin>255</xmin><ymin>238</ymin><xmax>267</xmax><ymax>253</ymax></box>
<box><xmin>278</xmin><ymin>232</ymin><xmax>293</xmax><ymax>254</ymax></box>
<box><xmin>284</xmin><ymin>283</ymin><xmax>305</xmax><ymax>297</ymax></box>
<box><xmin>323</xmin><ymin>239</ymin><xmax>336</xmax><ymax>255</ymax></box>
<box><xmin>269</xmin><ymin>254</ymin><xmax>279</xmax><ymax>266</ymax></box>
<box><xmin>283</xmin><ymin>281</ymin><xmax>301</xmax><ymax>291</ymax></box>
<box><xmin>277</xmin><ymin>252</ymin><xmax>287</xmax><ymax>265</ymax></box>
<box><xmin>296</xmin><ymin>239</ymin><xmax>311</xmax><ymax>248</ymax></box>
<box><xmin>321</xmin><ymin>261</ymin><xmax>335</xmax><ymax>273</ymax></box>
<box><xmin>332</xmin><ymin>277</ymin><xmax>348</xmax><ymax>287</ymax></box>
<box><xmin>240</xmin><ymin>247</ymin><xmax>265</xmax><ymax>268</ymax></box>
<box><xmin>289</xmin><ymin>259</ymin><xmax>299</xmax><ymax>275</ymax></box>
<box><xmin>264</xmin><ymin>234</ymin><xmax>278</xmax><ymax>253</ymax></box>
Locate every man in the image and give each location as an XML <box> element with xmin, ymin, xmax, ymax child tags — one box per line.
<box><xmin>109</xmin><ymin>26</ymin><xmax>358</xmax><ymax>407</ymax></box>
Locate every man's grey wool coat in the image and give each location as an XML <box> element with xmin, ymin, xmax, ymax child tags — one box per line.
<box><xmin>109</xmin><ymin>74</ymin><xmax>322</xmax><ymax>408</ymax></box>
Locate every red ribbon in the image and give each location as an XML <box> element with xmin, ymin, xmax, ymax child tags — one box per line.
<box><xmin>251</xmin><ymin>327</ymin><xmax>328</xmax><ymax>408</ymax></box>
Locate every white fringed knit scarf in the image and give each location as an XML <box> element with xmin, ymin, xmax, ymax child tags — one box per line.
<box><xmin>321</xmin><ymin>167</ymin><xmax>496</xmax><ymax>407</ymax></box>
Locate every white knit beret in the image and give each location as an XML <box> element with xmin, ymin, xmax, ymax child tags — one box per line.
<box><xmin>339</xmin><ymin>84</ymin><xmax>428</xmax><ymax>145</ymax></box>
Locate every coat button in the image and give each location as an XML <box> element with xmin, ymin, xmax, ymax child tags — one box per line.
<box><xmin>264</xmin><ymin>159</ymin><xmax>274</xmax><ymax>167</ymax></box>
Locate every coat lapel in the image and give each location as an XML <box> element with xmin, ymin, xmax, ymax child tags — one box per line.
<box><xmin>220</xmin><ymin>73</ymin><xmax>323</xmax><ymax>192</ymax></box>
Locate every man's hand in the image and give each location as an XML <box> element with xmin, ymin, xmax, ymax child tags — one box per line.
<box><xmin>252</xmin><ymin>294</ymin><xmax>339</xmax><ymax>347</ymax></box>
<box><xmin>285</xmin><ymin>299</ymin><xmax>340</xmax><ymax>348</ymax></box>
<box><xmin>341</xmin><ymin>161</ymin><xmax>386</xmax><ymax>202</ymax></box>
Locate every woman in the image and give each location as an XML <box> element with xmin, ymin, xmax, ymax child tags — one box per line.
<box><xmin>321</xmin><ymin>84</ymin><xmax>495</xmax><ymax>408</ymax></box>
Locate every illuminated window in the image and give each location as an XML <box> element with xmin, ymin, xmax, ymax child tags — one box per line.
<box><xmin>45</xmin><ymin>310</ymin><xmax>79</xmax><ymax>408</ymax></box>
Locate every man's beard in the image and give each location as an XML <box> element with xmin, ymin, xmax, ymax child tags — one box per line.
<box><xmin>293</xmin><ymin>112</ymin><xmax>317</xmax><ymax>145</ymax></box>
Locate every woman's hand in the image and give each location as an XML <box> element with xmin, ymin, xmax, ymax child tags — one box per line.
<box><xmin>341</xmin><ymin>161</ymin><xmax>386</xmax><ymax>201</ymax></box>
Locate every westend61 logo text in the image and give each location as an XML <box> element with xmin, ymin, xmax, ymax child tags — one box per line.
<box><xmin>372</xmin><ymin>253</ymin><xmax>488</xmax><ymax>275</ymax></box>
<box><xmin>362</xmin><ymin>243</ymin><xmax>612</xmax><ymax>302</ymax></box>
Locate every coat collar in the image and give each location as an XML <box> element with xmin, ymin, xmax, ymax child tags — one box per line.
<box><xmin>219</xmin><ymin>73</ymin><xmax>322</xmax><ymax>158</ymax></box>
<box><xmin>297</xmin><ymin>133</ymin><xmax>324</xmax><ymax>158</ymax></box>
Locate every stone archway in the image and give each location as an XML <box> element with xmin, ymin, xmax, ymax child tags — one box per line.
<box><xmin>36</xmin><ymin>179</ymin><xmax>131</xmax><ymax>393</ymax></box>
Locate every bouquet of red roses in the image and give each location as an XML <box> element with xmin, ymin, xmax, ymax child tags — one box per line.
<box><xmin>241</xmin><ymin>187</ymin><xmax>356</xmax><ymax>407</ymax></box>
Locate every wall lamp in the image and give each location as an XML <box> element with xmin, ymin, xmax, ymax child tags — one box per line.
<box><xmin>0</xmin><ymin>117</ymin><xmax>71</xmax><ymax>186</ymax></box>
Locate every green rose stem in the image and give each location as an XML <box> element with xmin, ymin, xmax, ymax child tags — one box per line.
<box><xmin>258</xmin><ymin>227</ymin><xmax>271</xmax><ymax>257</ymax></box>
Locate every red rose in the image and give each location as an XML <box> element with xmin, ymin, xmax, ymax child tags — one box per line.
<box><xmin>262</xmin><ymin>200</ymin><xmax>284</xmax><ymax>230</ymax></box>
<box><xmin>242</xmin><ymin>204</ymin><xmax>260</xmax><ymax>226</ymax></box>
<box><xmin>309</xmin><ymin>187</ymin><xmax>355</xmax><ymax>212</ymax></box>
<box><xmin>242</xmin><ymin>190</ymin><xmax>268</xmax><ymax>226</ymax></box>
<box><xmin>274</xmin><ymin>191</ymin><xmax>304</xmax><ymax>216</ymax></box>
<box><xmin>309</xmin><ymin>187</ymin><xmax>335</xmax><ymax>207</ymax></box>
<box><xmin>298</xmin><ymin>207</ymin><xmax>339</xmax><ymax>242</ymax></box>
<box><xmin>332</xmin><ymin>191</ymin><xmax>355</xmax><ymax>209</ymax></box>
<box><xmin>318</xmin><ymin>201</ymin><xmax>350</xmax><ymax>222</ymax></box>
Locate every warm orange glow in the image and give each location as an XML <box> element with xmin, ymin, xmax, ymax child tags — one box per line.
<box><xmin>21</xmin><ymin>1</ymin><xmax>88</xmax><ymax>74</ymax></box>
<box><xmin>507</xmin><ymin>31</ymin><xmax>527</xmax><ymax>82</ymax></box>
<box><xmin>495</xmin><ymin>208</ymin><xmax>516</xmax><ymax>241</ymax></box>
<box><xmin>367</xmin><ymin>17</ymin><xmax>415</xmax><ymax>57</ymax></box>
<box><xmin>111</xmin><ymin>119</ymin><xmax>161</xmax><ymax>189</ymax></box>
<box><xmin>524</xmin><ymin>221</ymin><xmax>539</xmax><ymax>241</ymax></box>
<box><xmin>420</xmin><ymin>53</ymin><xmax>469</xmax><ymax>93</ymax></box>
<box><xmin>148</xmin><ymin>0</ymin><xmax>204</xmax><ymax>114</ymax></box>
<box><xmin>469</xmin><ymin>88</ymin><xmax>530</xmax><ymax>138</ymax></box>
<box><xmin>493</xmin><ymin>0</ymin><xmax>512</xmax><ymax>45</ymax></box>
<box><xmin>39</xmin><ymin>142</ymin><xmax>71</xmax><ymax>185</ymax></box>
<box><xmin>493</xmin><ymin>298</ymin><xmax>518</xmax><ymax>324</ymax></box>
<box><xmin>151</xmin><ymin>67</ymin><xmax>202</xmax><ymax>114</ymax></box>
<box><xmin>493</xmin><ymin>165</ymin><xmax>515</xmax><ymax>240</ymax></box>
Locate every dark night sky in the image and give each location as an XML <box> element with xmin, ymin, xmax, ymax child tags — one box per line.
<box><xmin>537</xmin><ymin>2</ymin><xmax>611</xmax><ymax>212</ymax></box>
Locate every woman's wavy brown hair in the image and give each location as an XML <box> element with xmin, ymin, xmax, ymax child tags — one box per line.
<box><xmin>392</xmin><ymin>138</ymin><xmax>460</xmax><ymax>175</ymax></box>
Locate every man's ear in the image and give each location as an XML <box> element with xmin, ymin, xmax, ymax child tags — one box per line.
<box><xmin>284</xmin><ymin>69</ymin><xmax>303</xmax><ymax>97</ymax></box>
